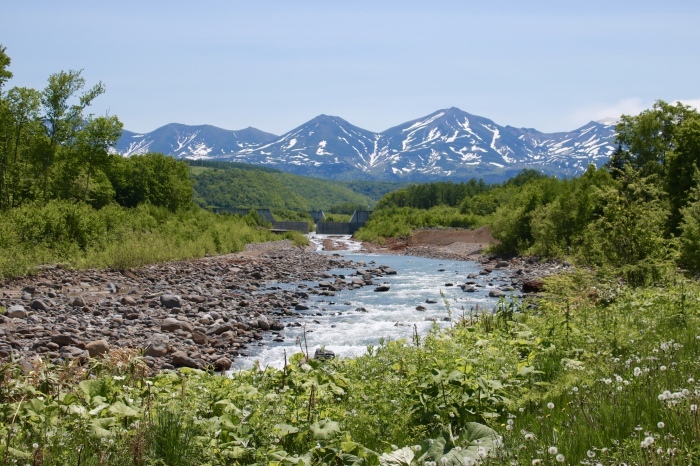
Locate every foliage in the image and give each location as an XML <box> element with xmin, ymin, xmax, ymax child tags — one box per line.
<box><xmin>190</xmin><ymin>165</ymin><xmax>374</xmax><ymax>212</ymax></box>
<box><xmin>1</xmin><ymin>273</ymin><xmax>699</xmax><ymax>464</ymax></box>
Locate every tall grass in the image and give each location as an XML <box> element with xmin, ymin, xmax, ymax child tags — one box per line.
<box><xmin>0</xmin><ymin>200</ymin><xmax>306</xmax><ymax>278</ymax></box>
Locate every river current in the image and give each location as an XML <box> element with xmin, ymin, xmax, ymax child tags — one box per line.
<box><xmin>233</xmin><ymin>234</ymin><xmax>511</xmax><ymax>370</ymax></box>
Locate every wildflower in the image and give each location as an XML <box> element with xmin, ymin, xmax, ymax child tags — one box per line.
<box><xmin>547</xmin><ymin>402</ymin><xmax>555</xmax><ymax>409</ymax></box>
<box><xmin>657</xmin><ymin>422</ymin><xmax>665</xmax><ymax>429</ymax></box>
<box><xmin>32</xmin><ymin>443</ymin><xmax>38</xmax><ymax>450</ymax></box>
<box><xmin>507</xmin><ymin>419</ymin><xmax>514</xmax><ymax>425</ymax></box>
<box><xmin>660</xmin><ymin>365</ymin><xmax>667</xmax><ymax>371</ymax></box>
<box><xmin>689</xmin><ymin>377</ymin><xmax>695</xmax><ymax>384</ymax></box>
<box><xmin>413</xmin><ymin>445</ymin><xmax>422</xmax><ymax>452</ymax></box>
<box><xmin>691</xmin><ymin>404</ymin><xmax>697</xmax><ymax>413</ymax></box>
<box><xmin>506</xmin><ymin>425</ymin><xmax>513</xmax><ymax>431</ymax></box>
<box><xmin>548</xmin><ymin>446</ymin><xmax>558</xmax><ymax>455</ymax></box>
<box><xmin>532</xmin><ymin>460</ymin><xmax>542</xmax><ymax>465</ymax></box>
<box><xmin>656</xmin><ymin>448</ymin><xmax>663</xmax><ymax>455</ymax></box>
<box><xmin>555</xmin><ymin>453</ymin><xmax>565</xmax><ymax>462</ymax></box>
<box><xmin>454</xmin><ymin>446</ymin><xmax>462</xmax><ymax>452</ymax></box>
<box><xmin>641</xmin><ymin>436</ymin><xmax>654</xmax><ymax>448</ymax></box>
<box><xmin>524</xmin><ymin>433</ymin><xmax>534</xmax><ymax>440</ymax></box>
<box><xmin>587</xmin><ymin>450</ymin><xmax>596</xmax><ymax>458</ymax></box>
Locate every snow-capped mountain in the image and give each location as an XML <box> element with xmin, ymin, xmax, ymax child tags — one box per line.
<box><xmin>116</xmin><ymin>123</ymin><xmax>277</xmax><ymax>158</ymax></box>
<box><xmin>115</xmin><ymin>108</ymin><xmax>617</xmax><ymax>182</ymax></box>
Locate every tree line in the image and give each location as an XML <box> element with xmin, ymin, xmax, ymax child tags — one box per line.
<box><xmin>0</xmin><ymin>46</ymin><xmax>192</xmax><ymax>212</ymax></box>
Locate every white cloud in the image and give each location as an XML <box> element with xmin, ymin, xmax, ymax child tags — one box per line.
<box><xmin>572</xmin><ymin>98</ymin><xmax>650</xmax><ymax>125</ymax></box>
<box><xmin>675</xmin><ymin>99</ymin><xmax>700</xmax><ymax>111</ymax></box>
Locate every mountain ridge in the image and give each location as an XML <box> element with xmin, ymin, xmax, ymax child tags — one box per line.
<box><xmin>115</xmin><ymin>108</ymin><xmax>617</xmax><ymax>182</ymax></box>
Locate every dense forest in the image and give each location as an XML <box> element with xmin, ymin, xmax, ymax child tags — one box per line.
<box><xmin>188</xmin><ymin>160</ymin><xmax>403</xmax><ymax>214</ymax></box>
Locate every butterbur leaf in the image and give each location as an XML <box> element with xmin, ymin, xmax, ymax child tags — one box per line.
<box><xmin>107</xmin><ymin>400</ymin><xmax>139</xmax><ymax>417</ymax></box>
<box><xmin>310</xmin><ymin>419</ymin><xmax>341</xmax><ymax>440</ymax></box>
<box><xmin>89</xmin><ymin>417</ymin><xmax>116</xmax><ymax>438</ymax></box>
<box><xmin>379</xmin><ymin>446</ymin><xmax>414</xmax><ymax>466</ymax></box>
<box><xmin>273</xmin><ymin>423</ymin><xmax>299</xmax><ymax>437</ymax></box>
<box><xmin>418</xmin><ymin>423</ymin><xmax>500</xmax><ymax>465</ymax></box>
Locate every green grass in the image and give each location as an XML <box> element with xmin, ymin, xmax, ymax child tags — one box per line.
<box><xmin>1</xmin><ymin>270</ymin><xmax>698</xmax><ymax>464</ymax></box>
<box><xmin>0</xmin><ymin>200</ymin><xmax>307</xmax><ymax>278</ymax></box>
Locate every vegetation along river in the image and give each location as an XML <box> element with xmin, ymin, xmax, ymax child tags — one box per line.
<box><xmin>234</xmin><ymin>234</ymin><xmax>511</xmax><ymax>369</ymax></box>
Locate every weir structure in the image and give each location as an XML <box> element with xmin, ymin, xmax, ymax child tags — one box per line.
<box><xmin>213</xmin><ymin>208</ymin><xmax>372</xmax><ymax>235</ymax></box>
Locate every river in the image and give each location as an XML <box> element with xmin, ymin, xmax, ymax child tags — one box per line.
<box><xmin>233</xmin><ymin>234</ymin><xmax>512</xmax><ymax>369</ymax></box>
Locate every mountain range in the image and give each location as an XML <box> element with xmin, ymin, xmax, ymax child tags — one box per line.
<box><xmin>116</xmin><ymin>107</ymin><xmax>617</xmax><ymax>183</ymax></box>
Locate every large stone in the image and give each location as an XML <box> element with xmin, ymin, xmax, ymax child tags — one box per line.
<box><xmin>171</xmin><ymin>351</ymin><xmax>201</xmax><ymax>369</ymax></box>
<box><xmin>489</xmin><ymin>289</ymin><xmax>506</xmax><ymax>298</ymax></box>
<box><xmin>160</xmin><ymin>294</ymin><xmax>182</xmax><ymax>309</ymax></box>
<box><xmin>213</xmin><ymin>357</ymin><xmax>232</xmax><ymax>371</ymax></box>
<box><xmin>51</xmin><ymin>334</ymin><xmax>80</xmax><ymax>347</ymax></box>
<box><xmin>257</xmin><ymin>317</ymin><xmax>270</xmax><ymax>331</ymax></box>
<box><xmin>85</xmin><ymin>339</ymin><xmax>110</xmax><ymax>357</ymax></box>
<box><xmin>374</xmin><ymin>285</ymin><xmax>390</xmax><ymax>292</ymax></box>
<box><xmin>6</xmin><ymin>305</ymin><xmax>27</xmax><ymax>319</ymax></box>
<box><xmin>522</xmin><ymin>279</ymin><xmax>546</xmax><ymax>293</ymax></box>
<box><xmin>160</xmin><ymin>317</ymin><xmax>193</xmax><ymax>333</ymax></box>
<box><xmin>30</xmin><ymin>300</ymin><xmax>49</xmax><ymax>312</ymax></box>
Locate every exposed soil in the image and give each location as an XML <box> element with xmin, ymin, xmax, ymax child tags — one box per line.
<box><xmin>364</xmin><ymin>226</ymin><xmax>497</xmax><ymax>261</ymax></box>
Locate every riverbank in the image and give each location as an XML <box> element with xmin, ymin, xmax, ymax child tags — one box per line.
<box><xmin>0</xmin><ymin>240</ymin><xmax>396</xmax><ymax>372</ymax></box>
<box><xmin>359</xmin><ymin>227</ymin><xmax>572</xmax><ymax>293</ymax></box>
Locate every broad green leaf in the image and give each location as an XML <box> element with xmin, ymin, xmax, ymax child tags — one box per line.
<box><xmin>107</xmin><ymin>400</ymin><xmax>139</xmax><ymax>417</ymax></box>
<box><xmin>379</xmin><ymin>446</ymin><xmax>414</xmax><ymax>466</ymax></box>
<box><xmin>89</xmin><ymin>417</ymin><xmax>116</xmax><ymax>439</ymax></box>
<box><xmin>310</xmin><ymin>419</ymin><xmax>341</xmax><ymax>440</ymax></box>
<box><xmin>273</xmin><ymin>423</ymin><xmax>299</xmax><ymax>437</ymax></box>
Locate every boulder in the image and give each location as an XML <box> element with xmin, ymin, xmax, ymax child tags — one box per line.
<box><xmin>171</xmin><ymin>351</ymin><xmax>201</xmax><ymax>369</ymax></box>
<box><xmin>160</xmin><ymin>294</ymin><xmax>182</xmax><ymax>309</ymax></box>
<box><xmin>522</xmin><ymin>279</ymin><xmax>546</xmax><ymax>293</ymax></box>
<box><xmin>214</xmin><ymin>357</ymin><xmax>232</xmax><ymax>371</ymax></box>
<box><xmin>51</xmin><ymin>334</ymin><xmax>80</xmax><ymax>347</ymax></box>
<box><xmin>489</xmin><ymin>289</ymin><xmax>506</xmax><ymax>298</ymax></box>
<box><xmin>6</xmin><ymin>305</ymin><xmax>27</xmax><ymax>319</ymax></box>
<box><xmin>374</xmin><ymin>285</ymin><xmax>390</xmax><ymax>292</ymax></box>
<box><xmin>30</xmin><ymin>300</ymin><xmax>49</xmax><ymax>312</ymax></box>
<box><xmin>314</xmin><ymin>348</ymin><xmax>335</xmax><ymax>360</ymax></box>
<box><xmin>160</xmin><ymin>317</ymin><xmax>193</xmax><ymax>333</ymax></box>
<box><xmin>85</xmin><ymin>339</ymin><xmax>110</xmax><ymax>357</ymax></box>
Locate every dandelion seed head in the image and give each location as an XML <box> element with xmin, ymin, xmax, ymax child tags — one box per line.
<box><xmin>548</xmin><ymin>446</ymin><xmax>558</xmax><ymax>455</ymax></box>
<box><xmin>660</xmin><ymin>365</ymin><xmax>667</xmax><ymax>371</ymax></box>
<box><xmin>547</xmin><ymin>402</ymin><xmax>555</xmax><ymax>409</ymax></box>
<box><xmin>691</xmin><ymin>404</ymin><xmax>697</xmax><ymax>413</ymax></box>
<box><xmin>587</xmin><ymin>449</ymin><xmax>596</xmax><ymax>458</ymax></box>
<box><xmin>657</xmin><ymin>421</ymin><xmax>665</xmax><ymax>429</ymax></box>
<box><xmin>555</xmin><ymin>453</ymin><xmax>565</xmax><ymax>462</ymax></box>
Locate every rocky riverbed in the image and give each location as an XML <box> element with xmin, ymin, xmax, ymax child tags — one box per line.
<box><xmin>0</xmin><ymin>240</ymin><xmax>396</xmax><ymax>372</ymax></box>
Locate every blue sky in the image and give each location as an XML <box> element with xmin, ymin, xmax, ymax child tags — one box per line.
<box><xmin>2</xmin><ymin>0</ymin><xmax>699</xmax><ymax>135</ymax></box>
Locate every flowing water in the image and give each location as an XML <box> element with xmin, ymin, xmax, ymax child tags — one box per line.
<box><xmin>233</xmin><ymin>234</ymin><xmax>512</xmax><ymax>370</ymax></box>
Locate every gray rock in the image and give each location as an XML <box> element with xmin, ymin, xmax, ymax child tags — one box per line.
<box><xmin>30</xmin><ymin>300</ymin><xmax>49</xmax><ymax>312</ymax></box>
<box><xmin>7</xmin><ymin>305</ymin><xmax>27</xmax><ymax>319</ymax></box>
<box><xmin>161</xmin><ymin>317</ymin><xmax>193</xmax><ymax>333</ymax></box>
<box><xmin>489</xmin><ymin>289</ymin><xmax>506</xmax><ymax>298</ymax></box>
<box><xmin>160</xmin><ymin>294</ymin><xmax>182</xmax><ymax>309</ymax></box>
<box><xmin>85</xmin><ymin>339</ymin><xmax>110</xmax><ymax>357</ymax></box>
<box><xmin>51</xmin><ymin>334</ymin><xmax>80</xmax><ymax>347</ymax></box>
<box><xmin>374</xmin><ymin>285</ymin><xmax>390</xmax><ymax>292</ymax></box>
<box><xmin>171</xmin><ymin>351</ymin><xmax>200</xmax><ymax>369</ymax></box>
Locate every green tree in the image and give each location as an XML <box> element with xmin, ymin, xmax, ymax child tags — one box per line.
<box><xmin>40</xmin><ymin>69</ymin><xmax>105</xmax><ymax>200</ymax></box>
<box><xmin>75</xmin><ymin>115</ymin><xmax>123</xmax><ymax>204</ymax></box>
